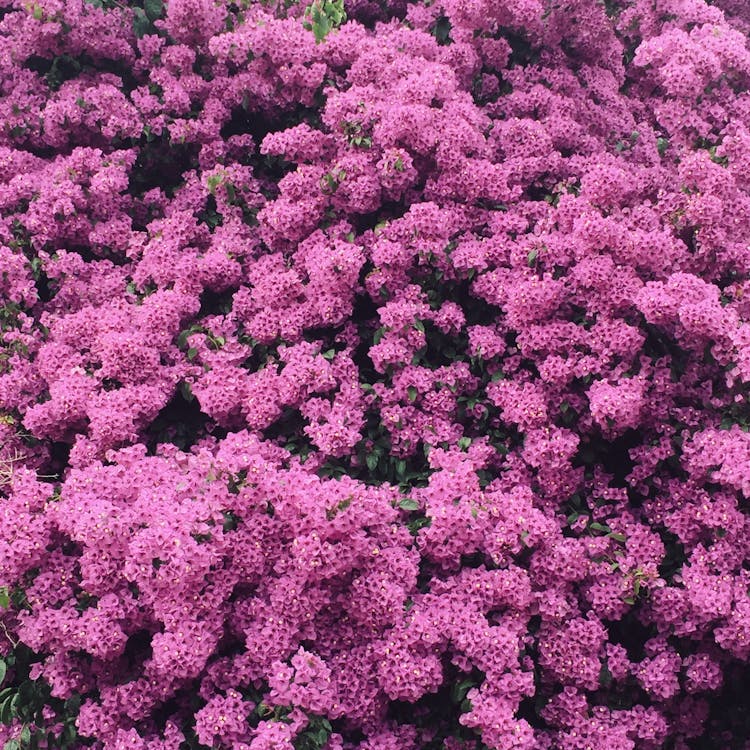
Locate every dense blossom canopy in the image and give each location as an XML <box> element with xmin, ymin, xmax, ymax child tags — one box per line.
<box><xmin>1</xmin><ymin>0</ymin><xmax>750</xmax><ymax>748</ymax></box>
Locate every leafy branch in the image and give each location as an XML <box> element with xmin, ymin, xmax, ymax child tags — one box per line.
<box><xmin>303</xmin><ymin>0</ymin><xmax>345</xmax><ymax>43</ymax></box>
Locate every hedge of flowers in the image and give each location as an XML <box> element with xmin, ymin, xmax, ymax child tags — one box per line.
<box><xmin>1</xmin><ymin>0</ymin><xmax>750</xmax><ymax>747</ymax></box>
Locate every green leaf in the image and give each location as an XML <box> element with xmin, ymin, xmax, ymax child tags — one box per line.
<box><xmin>451</xmin><ymin>678</ymin><xmax>475</xmax><ymax>703</ymax></box>
<box><xmin>399</xmin><ymin>498</ymin><xmax>419</xmax><ymax>511</ymax></box>
<box><xmin>608</xmin><ymin>532</ymin><xmax>626</xmax><ymax>543</ymax></box>
<box><xmin>0</xmin><ymin>589</ymin><xmax>8</xmax><ymax>609</ymax></box>
<box><xmin>132</xmin><ymin>7</ymin><xmax>151</xmax><ymax>37</ymax></box>
<box><xmin>19</xmin><ymin>727</ymin><xmax>30</xmax><ymax>746</ymax></box>
<box><xmin>527</xmin><ymin>248</ymin><xmax>538</xmax><ymax>266</ymax></box>
<box><xmin>176</xmin><ymin>329</ymin><xmax>191</xmax><ymax>349</ymax></box>
<box><xmin>430</xmin><ymin>14</ymin><xmax>452</xmax><ymax>45</ymax></box>
<box><xmin>179</xmin><ymin>381</ymin><xmax>194</xmax><ymax>403</ymax></box>
<box><xmin>305</xmin><ymin>0</ymin><xmax>345</xmax><ymax>43</ymax></box>
<box><xmin>407</xmin><ymin>516</ymin><xmax>431</xmax><ymax>535</ymax></box>
<box><xmin>5</xmin><ymin>675</ymin><xmax>24</xmax><ymax>703</ymax></box>
<box><xmin>0</xmin><ymin>694</ymin><xmax>19</xmax><ymax>724</ymax></box>
<box><xmin>0</xmin><ymin>662</ymin><xmax>5</xmax><ymax>687</ymax></box>
<box><xmin>365</xmin><ymin>453</ymin><xmax>378</xmax><ymax>473</ymax></box>
<box><xmin>206</xmin><ymin>174</ymin><xmax>223</xmax><ymax>195</ymax></box>
<box><xmin>186</xmin><ymin>348</ymin><xmax>198</xmax><ymax>361</ymax></box>
<box><xmin>144</xmin><ymin>0</ymin><xmax>163</xmax><ymax>22</ymax></box>
<box><xmin>321</xmin><ymin>349</ymin><xmax>335</xmax><ymax>360</ymax></box>
<box><xmin>61</xmin><ymin>721</ymin><xmax>76</xmax><ymax>747</ymax></box>
<box><xmin>407</xmin><ymin>386</ymin><xmax>418</xmax><ymax>402</ymax></box>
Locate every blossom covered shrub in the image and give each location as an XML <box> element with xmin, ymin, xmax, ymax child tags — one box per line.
<box><xmin>2</xmin><ymin>0</ymin><xmax>750</xmax><ymax>747</ymax></box>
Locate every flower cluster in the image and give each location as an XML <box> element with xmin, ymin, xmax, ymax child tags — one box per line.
<box><xmin>2</xmin><ymin>0</ymin><xmax>750</xmax><ymax>748</ymax></box>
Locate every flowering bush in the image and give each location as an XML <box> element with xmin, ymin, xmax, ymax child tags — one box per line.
<box><xmin>1</xmin><ymin>0</ymin><xmax>750</xmax><ymax>748</ymax></box>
